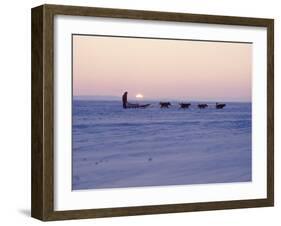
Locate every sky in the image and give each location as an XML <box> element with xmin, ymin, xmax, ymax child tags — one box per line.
<box><xmin>73</xmin><ymin>35</ymin><xmax>252</xmax><ymax>102</ymax></box>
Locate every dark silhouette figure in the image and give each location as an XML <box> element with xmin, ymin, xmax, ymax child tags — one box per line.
<box><xmin>160</xmin><ymin>102</ymin><xmax>171</xmax><ymax>108</ymax></box>
<box><xmin>179</xmin><ymin>103</ymin><xmax>191</xmax><ymax>109</ymax></box>
<box><xmin>216</xmin><ymin>102</ymin><xmax>226</xmax><ymax>109</ymax></box>
<box><xmin>122</xmin><ymin>92</ymin><xmax>150</xmax><ymax>109</ymax></box>
<box><xmin>122</xmin><ymin>91</ymin><xmax>128</xmax><ymax>109</ymax></box>
<box><xmin>198</xmin><ymin>104</ymin><xmax>208</xmax><ymax>109</ymax></box>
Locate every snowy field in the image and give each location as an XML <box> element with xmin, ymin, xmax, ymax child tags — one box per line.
<box><xmin>72</xmin><ymin>100</ymin><xmax>252</xmax><ymax>190</ymax></box>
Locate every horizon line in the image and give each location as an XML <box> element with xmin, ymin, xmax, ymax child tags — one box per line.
<box><xmin>73</xmin><ymin>96</ymin><xmax>251</xmax><ymax>103</ymax></box>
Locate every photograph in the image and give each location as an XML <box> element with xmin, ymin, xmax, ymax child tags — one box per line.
<box><xmin>30</xmin><ymin>4</ymin><xmax>274</xmax><ymax>221</ymax></box>
<box><xmin>72</xmin><ymin>34</ymin><xmax>252</xmax><ymax>190</ymax></box>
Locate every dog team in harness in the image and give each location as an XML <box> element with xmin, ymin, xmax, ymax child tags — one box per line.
<box><xmin>122</xmin><ymin>91</ymin><xmax>226</xmax><ymax>109</ymax></box>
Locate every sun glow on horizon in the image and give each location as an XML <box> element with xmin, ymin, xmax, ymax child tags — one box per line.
<box><xmin>136</xmin><ymin>94</ymin><xmax>144</xmax><ymax>99</ymax></box>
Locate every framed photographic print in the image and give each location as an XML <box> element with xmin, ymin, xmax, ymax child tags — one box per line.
<box><xmin>31</xmin><ymin>4</ymin><xmax>274</xmax><ymax>221</ymax></box>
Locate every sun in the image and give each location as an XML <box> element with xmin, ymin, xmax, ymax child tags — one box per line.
<box><xmin>136</xmin><ymin>94</ymin><xmax>144</xmax><ymax>99</ymax></box>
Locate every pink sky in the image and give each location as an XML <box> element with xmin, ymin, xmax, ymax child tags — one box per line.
<box><xmin>73</xmin><ymin>35</ymin><xmax>252</xmax><ymax>102</ymax></box>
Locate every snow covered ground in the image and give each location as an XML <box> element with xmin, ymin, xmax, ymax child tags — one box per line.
<box><xmin>72</xmin><ymin>101</ymin><xmax>252</xmax><ymax>190</ymax></box>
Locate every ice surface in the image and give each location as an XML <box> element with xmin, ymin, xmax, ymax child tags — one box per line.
<box><xmin>72</xmin><ymin>101</ymin><xmax>251</xmax><ymax>190</ymax></box>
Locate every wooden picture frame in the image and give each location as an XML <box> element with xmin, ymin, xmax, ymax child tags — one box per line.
<box><xmin>31</xmin><ymin>4</ymin><xmax>274</xmax><ymax>221</ymax></box>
